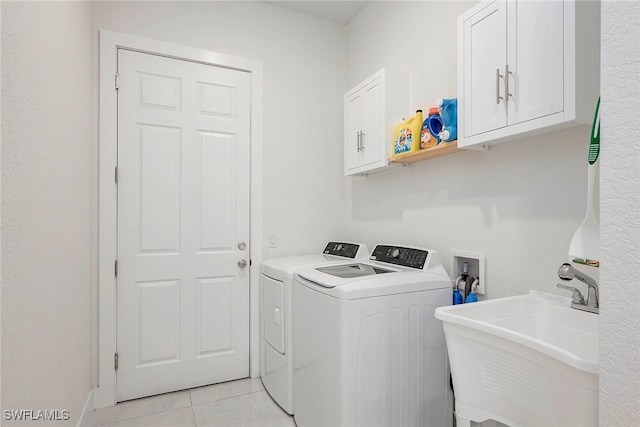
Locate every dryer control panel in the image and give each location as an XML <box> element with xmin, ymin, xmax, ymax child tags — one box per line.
<box><xmin>370</xmin><ymin>245</ymin><xmax>429</xmax><ymax>270</ymax></box>
<box><xmin>323</xmin><ymin>242</ymin><xmax>363</xmax><ymax>259</ymax></box>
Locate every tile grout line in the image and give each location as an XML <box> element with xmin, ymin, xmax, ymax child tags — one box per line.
<box><xmin>92</xmin><ymin>406</ymin><xmax>193</xmax><ymax>427</ymax></box>
<box><xmin>94</xmin><ymin>381</ymin><xmax>267</xmax><ymax>426</ymax></box>
<box><xmin>191</xmin><ymin>389</ymin><xmax>267</xmax><ymax>409</ymax></box>
<box><xmin>189</xmin><ymin>388</ymin><xmax>198</xmax><ymax>427</ymax></box>
<box><xmin>190</xmin><ymin>405</ymin><xmax>198</xmax><ymax>427</ymax></box>
<box><xmin>92</xmin><ymin>393</ymin><xmax>193</xmax><ymax>427</ymax></box>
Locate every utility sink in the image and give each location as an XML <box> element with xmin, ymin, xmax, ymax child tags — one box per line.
<box><xmin>435</xmin><ymin>291</ymin><xmax>599</xmax><ymax>427</ymax></box>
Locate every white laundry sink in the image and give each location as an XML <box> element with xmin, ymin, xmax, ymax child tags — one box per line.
<box><xmin>435</xmin><ymin>291</ymin><xmax>599</xmax><ymax>427</ymax></box>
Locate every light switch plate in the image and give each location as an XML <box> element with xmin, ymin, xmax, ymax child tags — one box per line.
<box><xmin>268</xmin><ymin>232</ymin><xmax>278</xmax><ymax>248</ymax></box>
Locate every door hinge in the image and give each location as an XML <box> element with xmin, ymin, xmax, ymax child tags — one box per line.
<box><xmin>115</xmin><ymin>166</ymin><xmax>118</xmax><ymax>183</ymax></box>
<box><xmin>115</xmin><ymin>73</ymin><xmax>120</xmax><ymax>90</ymax></box>
<box><xmin>114</xmin><ymin>353</ymin><xmax>119</xmax><ymax>371</ymax></box>
<box><xmin>114</xmin><ymin>260</ymin><xmax>118</xmax><ymax>277</ymax></box>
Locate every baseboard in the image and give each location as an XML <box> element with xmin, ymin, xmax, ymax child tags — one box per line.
<box><xmin>76</xmin><ymin>388</ymin><xmax>94</xmax><ymax>427</ymax></box>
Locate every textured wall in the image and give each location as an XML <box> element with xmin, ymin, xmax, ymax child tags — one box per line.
<box><xmin>600</xmin><ymin>1</ymin><xmax>640</xmax><ymax>425</ymax></box>
<box><xmin>1</xmin><ymin>1</ymin><xmax>92</xmax><ymax>425</ymax></box>
<box><xmin>344</xmin><ymin>1</ymin><xmax>599</xmax><ymax>299</ymax></box>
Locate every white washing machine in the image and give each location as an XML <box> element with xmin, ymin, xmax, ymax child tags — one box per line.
<box><xmin>293</xmin><ymin>244</ymin><xmax>453</xmax><ymax>427</ymax></box>
<box><xmin>260</xmin><ymin>241</ymin><xmax>370</xmax><ymax>414</ymax></box>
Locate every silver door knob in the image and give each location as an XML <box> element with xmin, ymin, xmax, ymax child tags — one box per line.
<box><xmin>237</xmin><ymin>241</ymin><xmax>247</xmax><ymax>250</ymax></box>
<box><xmin>238</xmin><ymin>259</ymin><xmax>248</xmax><ymax>269</ymax></box>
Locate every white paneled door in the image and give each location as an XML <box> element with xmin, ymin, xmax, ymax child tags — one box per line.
<box><xmin>116</xmin><ymin>49</ymin><xmax>251</xmax><ymax>402</ymax></box>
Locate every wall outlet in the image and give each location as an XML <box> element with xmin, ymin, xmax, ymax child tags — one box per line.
<box><xmin>268</xmin><ymin>232</ymin><xmax>278</xmax><ymax>248</ymax></box>
<box><xmin>451</xmin><ymin>249</ymin><xmax>486</xmax><ymax>295</ymax></box>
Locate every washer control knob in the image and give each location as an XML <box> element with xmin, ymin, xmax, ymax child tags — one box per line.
<box><xmin>392</xmin><ymin>248</ymin><xmax>400</xmax><ymax>258</ymax></box>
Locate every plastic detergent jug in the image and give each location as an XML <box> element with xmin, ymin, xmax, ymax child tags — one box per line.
<box><xmin>420</xmin><ymin>117</ymin><xmax>437</xmax><ymax>149</ymax></box>
<box><xmin>437</xmin><ymin>98</ymin><xmax>458</xmax><ymax>142</ymax></box>
<box><xmin>393</xmin><ymin>110</ymin><xmax>423</xmax><ymax>156</ymax></box>
<box><xmin>426</xmin><ymin>107</ymin><xmax>444</xmax><ymax>144</ymax></box>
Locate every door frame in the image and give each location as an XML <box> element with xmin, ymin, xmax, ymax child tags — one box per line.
<box><xmin>96</xmin><ymin>30</ymin><xmax>263</xmax><ymax>408</ymax></box>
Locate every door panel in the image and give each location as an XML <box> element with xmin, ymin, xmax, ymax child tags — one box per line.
<box><xmin>463</xmin><ymin>0</ymin><xmax>507</xmax><ymax>137</ymax></box>
<box><xmin>138</xmin><ymin>280</ymin><xmax>180</xmax><ymax>364</ymax></box>
<box><xmin>507</xmin><ymin>0</ymin><xmax>564</xmax><ymax>125</ymax></box>
<box><xmin>196</xmin><ymin>277</ymin><xmax>234</xmax><ymax>356</ymax></box>
<box><xmin>138</xmin><ymin>124</ymin><xmax>181</xmax><ymax>253</ymax></box>
<box><xmin>199</xmin><ymin>131</ymin><xmax>235</xmax><ymax>251</ymax></box>
<box><xmin>362</xmin><ymin>79</ymin><xmax>384</xmax><ymax>167</ymax></box>
<box><xmin>117</xmin><ymin>49</ymin><xmax>251</xmax><ymax>401</ymax></box>
<box><xmin>345</xmin><ymin>91</ymin><xmax>364</xmax><ymax>172</ymax></box>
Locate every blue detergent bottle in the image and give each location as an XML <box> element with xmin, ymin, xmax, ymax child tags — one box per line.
<box><xmin>426</xmin><ymin>107</ymin><xmax>444</xmax><ymax>144</ymax></box>
<box><xmin>437</xmin><ymin>98</ymin><xmax>458</xmax><ymax>142</ymax></box>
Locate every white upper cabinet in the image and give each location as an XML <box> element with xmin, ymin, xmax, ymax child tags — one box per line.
<box><xmin>458</xmin><ymin>0</ymin><xmax>600</xmax><ymax>149</ymax></box>
<box><xmin>344</xmin><ymin>68</ymin><xmax>408</xmax><ymax>176</ymax></box>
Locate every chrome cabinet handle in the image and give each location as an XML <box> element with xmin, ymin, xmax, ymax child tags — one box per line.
<box><xmin>496</xmin><ymin>68</ymin><xmax>504</xmax><ymax>104</ymax></box>
<box><xmin>356</xmin><ymin>130</ymin><xmax>365</xmax><ymax>152</ymax></box>
<box><xmin>505</xmin><ymin>64</ymin><xmax>513</xmax><ymax>101</ymax></box>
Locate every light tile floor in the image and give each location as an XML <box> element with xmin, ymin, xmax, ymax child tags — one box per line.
<box><xmin>91</xmin><ymin>378</ymin><xmax>295</xmax><ymax>427</ymax></box>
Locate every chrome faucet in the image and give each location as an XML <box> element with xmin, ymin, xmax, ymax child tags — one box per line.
<box><xmin>556</xmin><ymin>263</ymin><xmax>599</xmax><ymax>314</ymax></box>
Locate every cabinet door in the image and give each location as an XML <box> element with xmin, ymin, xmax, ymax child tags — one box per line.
<box><xmin>361</xmin><ymin>77</ymin><xmax>384</xmax><ymax>167</ymax></box>
<box><xmin>507</xmin><ymin>0</ymin><xmax>564</xmax><ymax>125</ymax></box>
<box><xmin>462</xmin><ymin>0</ymin><xmax>507</xmax><ymax>138</ymax></box>
<box><xmin>345</xmin><ymin>90</ymin><xmax>364</xmax><ymax>172</ymax></box>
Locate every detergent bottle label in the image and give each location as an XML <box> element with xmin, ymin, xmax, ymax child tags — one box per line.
<box><xmin>394</xmin><ymin>128</ymin><xmax>413</xmax><ymax>154</ymax></box>
<box><xmin>420</xmin><ymin>125</ymin><xmax>436</xmax><ymax>149</ymax></box>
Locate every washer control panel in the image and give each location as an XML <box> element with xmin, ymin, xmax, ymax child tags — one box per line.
<box><xmin>323</xmin><ymin>242</ymin><xmax>362</xmax><ymax>259</ymax></box>
<box><xmin>370</xmin><ymin>245</ymin><xmax>429</xmax><ymax>270</ymax></box>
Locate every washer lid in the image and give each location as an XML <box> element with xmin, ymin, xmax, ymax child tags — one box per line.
<box><xmin>316</xmin><ymin>263</ymin><xmax>394</xmax><ymax>279</ymax></box>
<box><xmin>295</xmin><ymin>263</ymin><xmax>450</xmax><ymax>297</ymax></box>
<box><xmin>294</xmin><ymin>245</ymin><xmax>452</xmax><ymax>297</ymax></box>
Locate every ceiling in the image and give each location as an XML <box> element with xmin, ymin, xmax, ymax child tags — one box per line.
<box><xmin>265</xmin><ymin>1</ymin><xmax>369</xmax><ymax>25</ymax></box>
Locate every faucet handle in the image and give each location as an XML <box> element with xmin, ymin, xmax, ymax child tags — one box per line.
<box><xmin>556</xmin><ymin>283</ymin><xmax>585</xmax><ymax>304</ymax></box>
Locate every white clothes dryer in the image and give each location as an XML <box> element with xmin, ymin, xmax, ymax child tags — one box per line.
<box><xmin>260</xmin><ymin>241</ymin><xmax>369</xmax><ymax>414</ymax></box>
<box><xmin>293</xmin><ymin>245</ymin><xmax>453</xmax><ymax>427</ymax></box>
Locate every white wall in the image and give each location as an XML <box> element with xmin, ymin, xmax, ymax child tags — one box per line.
<box><xmin>600</xmin><ymin>1</ymin><xmax>640</xmax><ymax>425</ymax></box>
<box><xmin>90</xmin><ymin>1</ymin><xmax>349</xmax><ymax>260</ymax></box>
<box><xmin>1</xmin><ymin>1</ymin><xmax>93</xmax><ymax>425</ymax></box>
<box><xmin>343</xmin><ymin>1</ymin><xmax>598</xmax><ymax>299</ymax></box>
